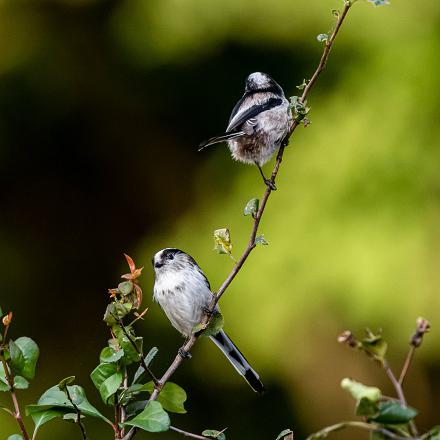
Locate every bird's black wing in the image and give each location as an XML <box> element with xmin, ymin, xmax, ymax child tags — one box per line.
<box><xmin>226</xmin><ymin>97</ymin><xmax>283</xmax><ymax>133</ymax></box>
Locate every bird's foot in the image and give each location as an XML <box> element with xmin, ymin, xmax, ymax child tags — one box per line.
<box><xmin>202</xmin><ymin>306</ymin><xmax>214</xmax><ymax>317</ymax></box>
<box><xmin>178</xmin><ymin>347</ymin><xmax>192</xmax><ymax>359</ymax></box>
<box><xmin>264</xmin><ymin>178</ymin><xmax>277</xmax><ymax>191</ymax></box>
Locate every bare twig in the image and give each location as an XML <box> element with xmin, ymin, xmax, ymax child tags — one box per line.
<box><xmin>170</xmin><ymin>426</ymin><xmax>209</xmax><ymax>440</ymax></box>
<box><xmin>123</xmin><ymin>3</ymin><xmax>355</xmax><ymax>439</ymax></box>
<box><xmin>0</xmin><ymin>357</ymin><xmax>30</xmax><ymax>440</ymax></box>
<box><xmin>306</xmin><ymin>421</ymin><xmax>410</xmax><ymax>440</ymax></box>
<box><xmin>399</xmin><ymin>346</ymin><xmax>416</xmax><ymax>386</ymax></box>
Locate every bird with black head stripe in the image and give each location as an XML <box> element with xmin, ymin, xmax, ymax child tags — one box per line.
<box><xmin>199</xmin><ymin>72</ymin><xmax>292</xmax><ymax>190</ymax></box>
<box><xmin>152</xmin><ymin>248</ymin><xmax>264</xmax><ymax>393</ymax></box>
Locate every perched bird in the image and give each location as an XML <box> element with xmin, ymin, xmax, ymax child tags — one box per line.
<box><xmin>152</xmin><ymin>247</ymin><xmax>264</xmax><ymax>393</ymax></box>
<box><xmin>199</xmin><ymin>72</ymin><xmax>292</xmax><ymax>189</ymax></box>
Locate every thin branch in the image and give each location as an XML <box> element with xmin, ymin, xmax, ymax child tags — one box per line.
<box><xmin>0</xmin><ymin>358</ymin><xmax>30</xmax><ymax>440</ymax></box>
<box><xmin>123</xmin><ymin>3</ymin><xmax>354</xmax><ymax>439</ymax></box>
<box><xmin>170</xmin><ymin>426</ymin><xmax>209</xmax><ymax>440</ymax></box>
<box><xmin>383</xmin><ymin>361</ymin><xmax>418</xmax><ymax>438</ymax></box>
<box><xmin>399</xmin><ymin>346</ymin><xmax>415</xmax><ymax>386</ymax></box>
<box><xmin>306</xmin><ymin>421</ymin><xmax>410</xmax><ymax>440</ymax></box>
<box><xmin>116</xmin><ymin>318</ymin><xmax>158</xmax><ymax>384</ymax></box>
<box><xmin>64</xmin><ymin>386</ymin><xmax>88</xmax><ymax>440</ymax></box>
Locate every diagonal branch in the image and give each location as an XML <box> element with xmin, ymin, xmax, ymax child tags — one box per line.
<box><xmin>121</xmin><ymin>3</ymin><xmax>354</xmax><ymax>439</ymax></box>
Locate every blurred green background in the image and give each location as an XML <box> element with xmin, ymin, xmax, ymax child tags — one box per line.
<box><xmin>1</xmin><ymin>0</ymin><xmax>440</xmax><ymax>438</ymax></box>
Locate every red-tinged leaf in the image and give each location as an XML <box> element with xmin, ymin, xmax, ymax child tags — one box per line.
<box><xmin>134</xmin><ymin>285</ymin><xmax>143</xmax><ymax>309</ymax></box>
<box><xmin>132</xmin><ymin>267</ymin><xmax>143</xmax><ymax>279</ymax></box>
<box><xmin>2</xmin><ymin>312</ymin><xmax>13</xmax><ymax>326</ymax></box>
<box><xmin>121</xmin><ymin>273</ymin><xmax>133</xmax><ymax>280</ymax></box>
<box><xmin>124</xmin><ymin>254</ymin><xmax>136</xmax><ymax>273</ymax></box>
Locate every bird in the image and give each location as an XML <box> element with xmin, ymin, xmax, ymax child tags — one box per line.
<box><xmin>152</xmin><ymin>247</ymin><xmax>264</xmax><ymax>393</ymax></box>
<box><xmin>198</xmin><ymin>72</ymin><xmax>293</xmax><ymax>190</ymax></box>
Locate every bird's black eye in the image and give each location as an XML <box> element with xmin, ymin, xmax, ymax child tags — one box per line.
<box><xmin>167</xmin><ymin>253</ymin><xmax>174</xmax><ymax>260</ymax></box>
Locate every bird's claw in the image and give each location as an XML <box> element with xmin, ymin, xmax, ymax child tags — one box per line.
<box><xmin>178</xmin><ymin>348</ymin><xmax>192</xmax><ymax>359</ymax></box>
<box><xmin>264</xmin><ymin>178</ymin><xmax>277</xmax><ymax>191</ymax></box>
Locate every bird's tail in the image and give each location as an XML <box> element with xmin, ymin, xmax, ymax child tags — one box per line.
<box><xmin>209</xmin><ymin>329</ymin><xmax>264</xmax><ymax>393</ymax></box>
<box><xmin>198</xmin><ymin>131</ymin><xmax>245</xmax><ymax>151</ymax></box>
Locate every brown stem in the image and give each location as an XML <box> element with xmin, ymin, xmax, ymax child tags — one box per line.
<box><xmin>399</xmin><ymin>346</ymin><xmax>415</xmax><ymax>386</ymax></box>
<box><xmin>64</xmin><ymin>386</ymin><xmax>88</xmax><ymax>440</ymax></box>
<box><xmin>122</xmin><ymin>3</ymin><xmax>354</xmax><ymax>439</ymax></box>
<box><xmin>0</xmin><ymin>358</ymin><xmax>30</xmax><ymax>440</ymax></box>
<box><xmin>383</xmin><ymin>361</ymin><xmax>418</xmax><ymax>437</ymax></box>
<box><xmin>170</xmin><ymin>426</ymin><xmax>209</xmax><ymax>439</ymax></box>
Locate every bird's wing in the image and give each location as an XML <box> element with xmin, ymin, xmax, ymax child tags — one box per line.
<box><xmin>226</xmin><ymin>97</ymin><xmax>283</xmax><ymax>132</ymax></box>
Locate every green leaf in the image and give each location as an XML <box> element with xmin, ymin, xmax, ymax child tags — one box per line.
<box><xmin>361</xmin><ymin>329</ymin><xmax>387</xmax><ymax>362</ymax></box>
<box><xmin>118</xmin><ymin>281</ymin><xmax>134</xmax><ymax>295</ymax></box>
<box><xmin>9</xmin><ymin>339</ymin><xmax>25</xmax><ymax>376</ymax></box>
<box><xmin>14</xmin><ymin>376</ymin><xmax>29</xmax><ymax>389</ymax></box>
<box><xmin>341</xmin><ymin>378</ymin><xmax>381</xmax><ymax>402</ymax></box>
<box><xmin>103</xmin><ymin>302</ymin><xmax>130</xmax><ymax>326</ymax></box>
<box><xmin>204</xmin><ymin>311</ymin><xmax>225</xmax><ymax>338</ymax></box>
<box><xmin>31</xmin><ymin>409</ymin><xmax>67</xmax><ymax>438</ymax></box>
<box><xmin>317</xmin><ymin>33</ymin><xmax>328</xmax><ymax>43</ymax></box>
<box><xmin>14</xmin><ymin>337</ymin><xmax>39</xmax><ymax>380</ymax></box>
<box><xmin>0</xmin><ymin>305</ymin><xmax>3</xmax><ymax>316</ymax></box>
<box><xmin>27</xmin><ymin>385</ymin><xmax>110</xmax><ymax>424</ymax></box>
<box><xmin>356</xmin><ymin>397</ymin><xmax>379</xmax><ymax>417</ymax></box>
<box><xmin>58</xmin><ymin>376</ymin><xmax>75</xmax><ymax>392</ymax></box>
<box><xmin>100</xmin><ymin>372</ymin><xmax>123</xmax><ymax>404</ymax></box>
<box><xmin>119</xmin><ymin>384</ymin><xmax>145</xmax><ymax>405</ymax></box>
<box><xmin>202</xmin><ymin>430</ymin><xmax>226</xmax><ymax>440</ymax></box>
<box><xmin>100</xmin><ymin>347</ymin><xmax>124</xmax><ymax>364</ymax></box>
<box><xmin>213</xmin><ymin>228</ymin><xmax>233</xmax><ymax>255</ymax></box>
<box><xmin>276</xmin><ymin>429</ymin><xmax>293</xmax><ymax>440</ymax></box>
<box><xmin>133</xmin><ymin>347</ymin><xmax>158</xmax><ymax>384</ymax></box>
<box><xmin>124</xmin><ymin>401</ymin><xmax>170</xmax><ymax>432</ymax></box>
<box><xmin>141</xmin><ymin>381</ymin><xmax>187</xmax><ymax>414</ymax></box>
<box><xmin>90</xmin><ymin>363</ymin><xmax>118</xmax><ymax>391</ymax></box>
<box><xmin>63</xmin><ymin>412</ymin><xmax>85</xmax><ymax>421</ymax></box>
<box><xmin>7</xmin><ymin>435</ymin><xmax>24</xmax><ymax>440</ymax></box>
<box><xmin>119</xmin><ymin>335</ymin><xmax>143</xmax><ymax>365</ymax></box>
<box><xmin>255</xmin><ymin>235</ymin><xmax>269</xmax><ymax>246</ymax></box>
<box><xmin>371</xmin><ymin>401</ymin><xmax>417</xmax><ymax>424</ymax></box>
<box><xmin>244</xmin><ymin>198</ymin><xmax>259</xmax><ymax>217</ymax></box>
<box><xmin>423</xmin><ymin>426</ymin><xmax>440</xmax><ymax>440</ymax></box>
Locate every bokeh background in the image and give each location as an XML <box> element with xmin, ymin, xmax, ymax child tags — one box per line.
<box><xmin>1</xmin><ymin>0</ymin><xmax>440</xmax><ymax>438</ymax></box>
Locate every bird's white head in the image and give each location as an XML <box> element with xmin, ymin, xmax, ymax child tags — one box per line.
<box><xmin>245</xmin><ymin>72</ymin><xmax>283</xmax><ymax>95</ymax></box>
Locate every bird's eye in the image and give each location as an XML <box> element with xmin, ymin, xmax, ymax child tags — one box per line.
<box><xmin>167</xmin><ymin>253</ymin><xmax>174</xmax><ymax>261</ymax></box>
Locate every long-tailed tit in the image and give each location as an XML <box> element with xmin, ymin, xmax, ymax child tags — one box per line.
<box><xmin>152</xmin><ymin>248</ymin><xmax>264</xmax><ymax>393</ymax></box>
<box><xmin>199</xmin><ymin>72</ymin><xmax>292</xmax><ymax>190</ymax></box>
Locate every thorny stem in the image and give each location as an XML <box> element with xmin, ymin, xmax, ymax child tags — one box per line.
<box><xmin>170</xmin><ymin>426</ymin><xmax>209</xmax><ymax>439</ymax></box>
<box><xmin>306</xmin><ymin>421</ymin><xmax>410</xmax><ymax>440</ymax></box>
<box><xmin>0</xmin><ymin>357</ymin><xmax>30</xmax><ymax>440</ymax></box>
<box><xmin>122</xmin><ymin>3</ymin><xmax>354</xmax><ymax>440</ymax></box>
<box><xmin>65</xmin><ymin>386</ymin><xmax>88</xmax><ymax>440</ymax></box>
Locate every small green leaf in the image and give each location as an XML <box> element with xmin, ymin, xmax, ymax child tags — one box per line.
<box><xmin>371</xmin><ymin>401</ymin><xmax>417</xmax><ymax>424</ymax></box>
<box><xmin>255</xmin><ymin>235</ymin><xmax>269</xmax><ymax>246</ymax></box>
<box><xmin>361</xmin><ymin>329</ymin><xmax>387</xmax><ymax>362</ymax></box>
<box><xmin>30</xmin><ymin>409</ymin><xmax>67</xmax><ymax>438</ymax></box>
<box><xmin>213</xmin><ymin>228</ymin><xmax>233</xmax><ymax>255</ymax></box>
<box><xmin>14</xmin><ymin>337</ymin><xmax>39</xmax><ymax>380</ymax></box>
<box><xmin>123</xmin><ymin>401</ymin><xmax>170</xmax><ymax>432</ymax></box>
<box><xmin>118</xmin><ymin>281</ymin><xmax>134</xmax><ymax>295</ymax></box>
<box><xmin>141</xmin><ymin>381</ymin><xmax>187</xmax><ymax>414</ymax></box>
<box><xmin>276</xmin><ymin>429</ymin><xmax>293</xmax><ymax>440</ymax></box>
<box><xmin>100</xmin><ymin>372</ymin><xmax>123</xmax><ymax>404</ymax></box>
<box><xmin>119</xmin><ymin>384</ymin><xmax>145</xmax><ymax>405</ymax></box>
<box><xmin>100</xmin><ymin>347</ymin><xmax>124</xmax><ymax>364</ymax></box>
<box><xmin>9</xmin><ymin>339</ymin><xmax>25</xmax><ymax>376</ymax></box>
<box><xmin>296</xmin><ymin>79</ymin><xmax>308</xmax><ymax>91</ymax></box>
<box><xmin>14</xmin><ymin>376</ymin><xmax>29</xmax><ymax>389</ymax></box>
<box><xmin>63</xmin><ymin>412</ymin><xmax>85</xmax><ymax>421</ymax></box>
<box><xmin>423</xmin><ymin>426</ymin><xmax>440</xmax><ymax>440</ymax></box>
<box><xmin>202</xmin><ymin>429</ymin><xmax>226</xmax><ymax>440</ymax></box>
<box><xmin>27</xmin><ymin>385</ymin><xmax>110</xmax><ymax>424</ymax></box>
<box><xmin>103</xmin><ymin>303</ymin><xmax>130</xmax><ymax>325</ymax></box>
<box><xmin>0</xmin><ymin>305</ymin><xmax>3</xmax><ymax>316</ymax></box>
<box><xmin>58</xmin><ymin>376</ymin><xmax>75</xmax><ymax>392</ymax></box>
<box><xmin>90</xmin><ymin>363</ymin><xmax>118</xmax><ymax>391</ymax></box>
<box><xmin>317</xmin><ymin>33</ymin><xmax>328</xmax><ymax>43</ymax></box>
<box><xmin>204</xmin><ymin>311</ymin><xmax>225</xmax><ymax>337</ymax></box>
<box><xmin>133</xmin><ymin>347</ymin><xmax>159</xmax><ymax>384</ymax></box>
<box><xmin>7</xmin><ymin>435</ymin><xmax>24</xmax><ymax>440</ymax></box>
<box><xmin>244</xmin><ymin>198</ymin><xmax>259</xmax><ymax>217</ymax></box>
<box><xmin>341</xmin><ymin>378</ymin><xmax>381</xmax><ymax>403</ymax></box>
<box><xmin>356</xmin><ymin>397</ymin><xmax>379</xmax><ymax>417</ymax></box>
<box><xmin>119</xmin><ymin>335</ymin><xmax>143</xmax><ymax>365</ymax></box>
